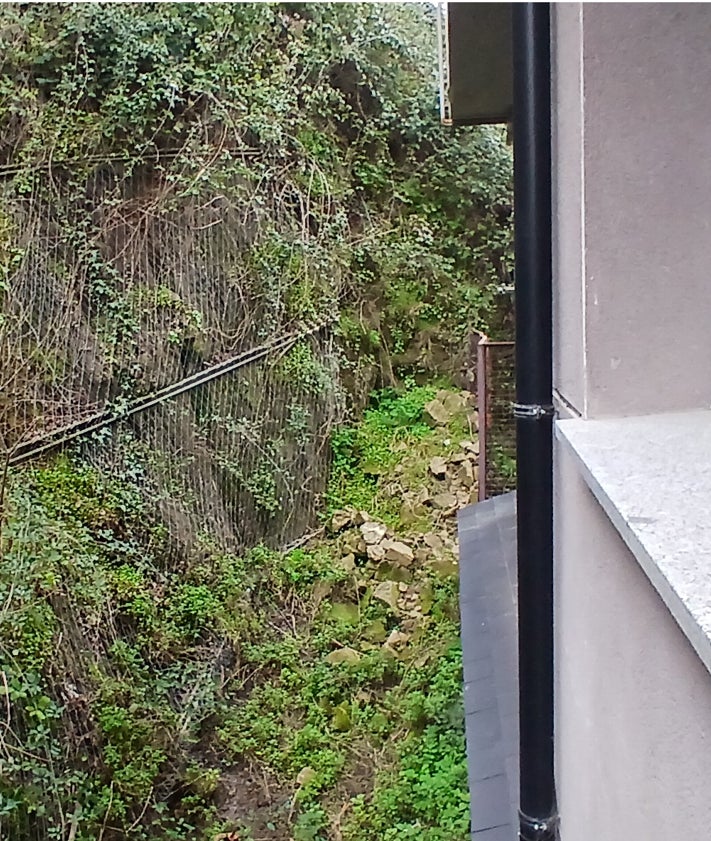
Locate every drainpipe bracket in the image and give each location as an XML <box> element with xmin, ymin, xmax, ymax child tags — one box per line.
<box><xmin>519</xmin><ymin>809</ymin><xmax>559</xmax><ymax>841</ymax></box>
<box><xmin>512</xmin><ymin>402</ymin><xmax>555</xmax><ymax>420</ymax></box>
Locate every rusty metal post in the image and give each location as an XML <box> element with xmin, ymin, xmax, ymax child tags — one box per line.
<box><xmin>477</xmin><ymin>337</ymin><xmax>488</xmax><ymax>501</ymax></box>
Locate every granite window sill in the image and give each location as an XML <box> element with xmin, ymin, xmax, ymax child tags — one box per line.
<box><xmin>556</xmin><ymin>409</ymin><xmax>711</xmax><ymax>674</ymax></box>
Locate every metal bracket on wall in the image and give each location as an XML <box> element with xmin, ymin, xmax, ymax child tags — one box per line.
<box><xmin>512</xmin><ymin>402</ymin><xmax>555</xmax><ymax>421</ymax></box>
<box><xmin>519</xmin><ymin>809</ymin><xmax>559</xmax><ymax>841</ymax></box>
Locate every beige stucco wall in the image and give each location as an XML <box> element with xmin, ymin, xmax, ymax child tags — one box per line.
<box><xmin>551</xmin><ymin>3</ymin><xmax>586</xmax><ymax>416</ymax></box>
<box><xmin>553</xmin><ymin>4</ymin><xmax>711</xmax><ymax>838</ymax></box>
<box><xmin>554</xmin><ymin>443</ymin><xmax>711</xmax><ymax>841</ymax></box>
<box><xmin>553</xmin><ymin>3</ymin><xmax>711</xmax><ymax>418</ymax></box>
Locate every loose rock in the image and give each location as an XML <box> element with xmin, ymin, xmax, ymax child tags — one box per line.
<box><xmin>330</xmin><ymin>508</ymin><xmax>355</xmax><ymax>532</ymax></box>
<box><xmin>341</xmin><ymin>533</ymin><xmax>361</xmax><ymax>555</ymax></box>
<box><xmin>456</xmin><ymin>489</ymin><xmax>471</xmax><ymax>506</ymax></box>
<box><xmin>429</xmin><ymin>456</ymin><xmax>448</xmax><ymax>478</ymax></box>
<box><xmin>441</xmin><ymin>391</ymin><xmax>468</xmax><ymax>415</ymax></box>
<box><xmin>424</xmin><ymin>399</ymin><xmax>450</xmax><ymax>427</ymax></box>
<box><xmin>383</xmin><ymin>540</ymin><xmax>414</xmax><ymax>566</ymax></box>
<box><xmin>337</xmin><ymin>553</ymin><xmax>356</xmax><ymax>573</ymax></box>
<box><xmin>373</xmin><ymin>580</ymin><xmax>400</xmax><ymax>612</ymax></box>
<box><xmin>326</xmin><ymin>647</ymin><xmax>361</xmax><ymax>665</ymax></box>
<box><xmin>432</xmin><ymin>492</ymin><xmax>458</xmax><ymax>510</ymax></box>
<box><xmin>384</xmin><ymin>629</ymin><xmax>409</xmax><ymax>650</ymax></box>
<box><xmin>423</xmin><ymin>532</ymin><xmax>443</xmax><ymax>550</ymax></box>
<box><xmin>376</xmin><ymin>562</ymin><xmax>411</xmax><ymax>583</ymax></box>
<box><xmin>458</xmin><ymin>460</ymin><xmax>475</xmax><ymax>487</ymax></box>
<box><xmin>329</xmin><ymin>602</ymin><xmax>360</xmax><ymax>624</ymax></box>
<box><xmin>360</xmin><ymin>521</ymin><xmax>387</xmax><ymax>545</ymax></box>
<box><xmin>429</xmin><ymin>558</ymin><xmax>459</xmax><ymax>578</ymax></box>
<box><xmin>296</xmin><ymin>766</ymin><xmax>318</xmax><ymax>787</ymax></box>
<box><xmin>415</xmin><ymin>548</ymin><xmax>430</xmax><ymax>563</ymax></box>
<box><xmin>312</xmin><ymin>580</ymin><xmax>333</xmax><ymax>606</ymax></box>
<box><xmin>363</xmin><ymin>619</ymin><xmax>387</xmax><ymax>642</ymax></box>
<box><xmin>366</xmin><ymin>543</ymin><xmax>385</xmax><ymax>562</ymax></box>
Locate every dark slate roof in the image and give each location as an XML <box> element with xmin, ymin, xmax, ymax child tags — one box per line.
<box><xmin>457</xmin><ymin>492</ymin><xmax>518</xmax><ymax>841</ymax></box>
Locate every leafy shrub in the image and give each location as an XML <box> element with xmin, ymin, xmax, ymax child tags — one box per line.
<box><xmin>327</xmin><ymin>384</ymin><xmax>438</xmax><ymax>518</ymax></box>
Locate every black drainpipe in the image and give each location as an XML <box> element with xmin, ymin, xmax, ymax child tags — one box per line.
<box><xmin>512</xmin><ymin>4</ymin><xmax>557</xmax><ymax>841</ymax></box>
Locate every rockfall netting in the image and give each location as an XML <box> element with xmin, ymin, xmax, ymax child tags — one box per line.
<box><xmin>0</xmin><ymin>151</ymin><xmax>344</xmax><ymax>840</ymax></box>
<box><xmin>0</xmin><ymin>151</ymin><xmax>344</xmax><ymax>549</ymax></box>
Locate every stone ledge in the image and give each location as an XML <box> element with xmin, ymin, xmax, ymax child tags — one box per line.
<box><xmin>556</xmin><ymin>409</ymin><xmax>711</xmax><ymax>674</ymax></box>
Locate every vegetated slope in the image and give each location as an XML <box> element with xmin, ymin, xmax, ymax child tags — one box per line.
<box><xmin>0</xmin><ymin>4</ymin><xmax>512</xmax><ymax>839</ymax></box>
<box><xmin>0</xmin><ymin>384</ymin><xmax>478</xmax><ymax>840</ymax></box>
<box><xmin>0</xmin><ymin>0</ymin><xmax>512</xmax><ymax>422</ymax></box>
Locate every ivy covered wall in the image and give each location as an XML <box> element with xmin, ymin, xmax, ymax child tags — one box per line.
<box><xmin>0</xmin><ymin>1</ymin><xmax>512</xmax><ymax>406</ymax></box>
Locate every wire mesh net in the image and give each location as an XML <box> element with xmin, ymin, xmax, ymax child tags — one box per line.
<box><xmin>74</xmin><ymin>329</ymin><xmax>342</xmax><ymax>558</ymax></box>
<box><xmin>0</xmin><ymin>154</ymin><xmax>345</xmax><ymax>839</ymax></box>
<box><xmin>477</xmin><ymin>340</ymin><xmax>516</xmax><ymax>498</ymax></box>
<box><xmin>0</xmin><ymin>150</ymin><xmax>343</xmax><ymax>457</ymax></box>
<box><xmin>0</xmin><ymin>147</ymin><xmax>346</xmax><ymax>541</ymax></box>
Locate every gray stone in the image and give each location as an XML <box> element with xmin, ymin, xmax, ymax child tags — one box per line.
<box><xmin>360</xmin><ymin>521</ymin><xmax>387</xmax><ymax>545</ymax></box>
<box><xmin>331</xmin><ymin>508</ymin><xmax>355</xmax><ymax>532</ymax></box>
<box><xmin>424</xmin><ymin>399</ymin><xmax>450</xmax><ymax>427</ymax></box>
<box><xmin>432</xmin><ymin>492</ymin><xmax>458</xmax><ymax>510</ymax></box>
<box><xmin>423</xmin><ymin>532</ymin><xmax>444</xmax><ymax>550</ymax></box>
<box><xmin>441</xmin><ymin>391</ymin><xmax>468</xmax><ymax>415</ymax></box>
<box><xmin>366</xmin><ymin>543</ymin><xmax>386</xmax><ymax>562</ymax></box>
<box><xmin>383</xmin><ymin>539</ymin><xmax>414</xmax><ymax>566</ymax></box>
<box><xmin>341</xmin><ymin>532</ymin><xmax>361</xmax><ymax>555</ymax></box>
<box><xmin>338</xmin><ymin>553</ymin><xmax>356</xmax><ymax>573</ymax></box>
<box><xmin>557</xmin><ymin>410</ymin><xmax>711</xmax><ymax>675</ymax></box>
<box><xmin>326</xmin><ymin>647</ymin><xmax>361</xmax><ymax>665</ymax></box>
<box><xmin>373</xmin><ymin>580</ymin><xmax>399</xmax><ymax>612</ymax></box>
<box><xmin>458</xmin><ymin>460</ymin><xmax>475</xmax><ymax>487</ymax></box>
<box><xmin>429</xmin><ymin>456</ymin><xmax>448</xmax><ymax>478</ymax></box>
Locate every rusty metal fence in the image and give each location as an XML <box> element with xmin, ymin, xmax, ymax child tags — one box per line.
<box><xmin>472</xmin><ymin>333</ymin><xmax>516</xmax><ymax>500</ymax></box>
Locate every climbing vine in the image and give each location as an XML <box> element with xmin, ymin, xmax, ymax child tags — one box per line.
<box><xmin>0</xmin><ymin>2</ymin><xmax>512</xmax><ymax>437</ymax></box>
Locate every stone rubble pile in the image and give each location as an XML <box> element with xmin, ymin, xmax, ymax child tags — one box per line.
<box><xmin>323</xmin><ymin>390</ymin><xmax>482</xmax><ymax>660</ymax></box>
